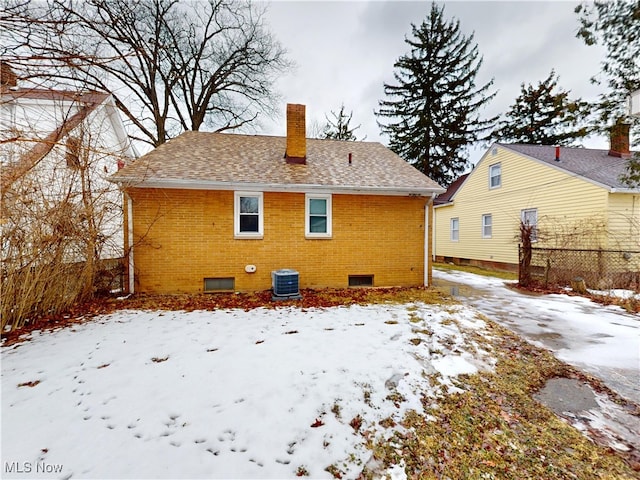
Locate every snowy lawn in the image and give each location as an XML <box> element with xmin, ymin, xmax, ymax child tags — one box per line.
<box><xmin>2</xmin><ymin>302</ymin><xmax>493</xmax><ymax>479</ymax></box>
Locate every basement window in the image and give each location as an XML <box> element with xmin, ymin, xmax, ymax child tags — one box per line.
<box><xmin>204</xmin><ymin>277</ymin><xmax>235</xmax><ymax>292</ymax></box>
<box><xmin>349</xmin><ymin>275</ymin><xmax>374</xmax><ymax>287</ymax></box>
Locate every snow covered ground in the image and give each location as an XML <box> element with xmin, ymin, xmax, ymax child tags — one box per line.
<box><xmin>2</xmin><ymin>303</ymin><xmax>493</xmax><ymax>479</ymax></box>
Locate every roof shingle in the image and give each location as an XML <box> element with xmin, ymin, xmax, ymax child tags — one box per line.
<box><xmin>502</xmin><ymin>143</ymin><xmax>637</xmax><ymax>191</ymax></box>
<box><xmin>111</xmin><ymin>132</ymin><xmax>444</xmax><ymax>195</ymax></box>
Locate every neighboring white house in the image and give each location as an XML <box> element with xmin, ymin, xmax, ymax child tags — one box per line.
<box><xmin>1</xmin><ymin>63</ymin><xmax>136</xmax><ymax>262</ymax></box>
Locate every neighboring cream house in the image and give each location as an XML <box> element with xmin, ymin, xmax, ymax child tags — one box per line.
<box><xmin>110</xmin><ymin>104</ymin><xmax>445</xmax><ymax>294</ymax></box>
<box><xmin>434</xmin><ymin>126</ymin><xmax>639</xmax><ymax>271</ymax></box>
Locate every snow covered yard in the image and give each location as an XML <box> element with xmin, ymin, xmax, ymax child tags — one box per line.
<box><xmin>1</xmin><ymin>302</ymin><xmax>493</xmax><ymax>479</ymax></box>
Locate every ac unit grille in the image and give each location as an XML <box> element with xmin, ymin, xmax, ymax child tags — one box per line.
<box><xmin>272</xmin><ymin>269</ymin><xmax>300</xmax><ymax>298</ymax></box>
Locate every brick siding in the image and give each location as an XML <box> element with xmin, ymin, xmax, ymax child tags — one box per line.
<box><xmin>127</xmin><ymin>188</ymin><xmax>430</xmax><ymax>293</ymax></box>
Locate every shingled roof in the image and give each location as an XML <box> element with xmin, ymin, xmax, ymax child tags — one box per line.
<box><xmin>501</xmin><ymin>143</ymin><xmax>638</xmax><ymax>192</ymax></box>
<box><xmin>434</xmin><ymin>173</ymin><xmax>468</xmax><ymax>206</ymax></box>
<box><xmin>111</xmin><ymin>131</ymin><xmax>445</xmax><ymax>196</ymax></box>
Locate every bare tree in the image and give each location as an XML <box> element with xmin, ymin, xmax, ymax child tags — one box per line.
<box><xmin>1</xmin><ymin>0</ymin><xmax>291</xmax><ymax>147</ymax></box>
<box><xmin>1</xmin><ymin>88</ymin><xmax>129</xmax><ymax>331</ymax></box>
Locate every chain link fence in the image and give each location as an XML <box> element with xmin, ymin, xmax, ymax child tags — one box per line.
<box><xmin>519</xmin><ymin>246</ymin><xmax>640</xmax><ymax>292</ymax></box>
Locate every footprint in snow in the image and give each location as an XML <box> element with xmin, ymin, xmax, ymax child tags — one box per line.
<box><xmin>218</xmin><ymin>430</ymin><xmax>236</xmax><ymax>442</ymax></box>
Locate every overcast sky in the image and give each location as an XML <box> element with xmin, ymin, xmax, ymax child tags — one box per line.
<box><xmin>254</xmin><ymin>0</ymin><xmax>609</xmax><ymax>166</ymax></box>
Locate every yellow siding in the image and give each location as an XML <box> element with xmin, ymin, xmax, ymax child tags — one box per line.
<box><xmin>127</xmin><ymin>188</ymin><xmax>429</xmax><ymax>293</ymax></box>
<box><xmin>435</xmin><ymin>146</ymin><xmax>611</xmax><ymax>265</ymax></box>
<box><xmin>607</xmin><ymin>193</ymin><xmax>640</xmax><ymax>251</ymax></box>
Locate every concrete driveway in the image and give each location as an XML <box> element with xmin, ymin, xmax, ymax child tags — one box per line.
<box><xmin>432</xmin><ymin>268</ymin><xmax>640</xmax><ymax>404</ymax></box>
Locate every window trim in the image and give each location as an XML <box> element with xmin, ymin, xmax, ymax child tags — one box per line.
<box><xmin>521</xmin><ymin>208</ymin><xmax>538</xmax><ymax>242</ymax></box>
<box><xmin>450</xmin><ymin>217</ymin><xmax>459</xmax><ymax>242</ymax></box>
<box><xmin>482</xmin><ymin>214</ymin><xmax>492</xmax><ymax>239</ymax></box>
<box><xmin>234</xmin><ymin>191</ymin><xmax>264</xmax><ymax>239</ymax></box>
<box><xmin>489</xmin><ymin>163</ymin><xmax>501</xmax><ymax>189</ymax></box>
<box><xmin>305</xmin><ymin>193</ymin><xmax>332</xmax><ymax>238</ymax></box>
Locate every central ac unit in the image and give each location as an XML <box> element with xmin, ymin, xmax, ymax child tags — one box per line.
<box><xmin>272</xmin><ymin>269</ymin><xmax>302</xmax><ymax>300</ymax></box>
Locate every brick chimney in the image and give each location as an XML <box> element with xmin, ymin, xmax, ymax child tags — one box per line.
<box><xmin>608</xmin><ymin>122</ymin><xmax>631</xmax><ymax>158</ymax></box>
<box><xmin>285</xmin><ymin>103</ymin><xmax>306</xmax><ymax>164</ymax></box>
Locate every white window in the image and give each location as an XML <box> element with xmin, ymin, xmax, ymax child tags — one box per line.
<box><xmin>305</xmin><ymin>193</ymin><xmax>332</xmax><ymax>238</ymax></box>
<box><xmin>450</xmin><ymin>217</ymin><xmax>459</xmax><ymax>241</ymax></box>
<box><xmin>482</xmin><ymin>214</ymin><xmax>492</xmax><ymax>238</ymax></box>
<box><xmin>489</xmin><ymin>163</ymin><xmax>501</xmax><ymax>189</ymax></box>
<box><xmin>521</xmin><ymin>208</ymin><xmax>538</xmax><ymax>242</ymax></box>
<box><xmin>234</xmin><ymin>192</ymin><xmax>263</xmax><ymax>238</ymax></box>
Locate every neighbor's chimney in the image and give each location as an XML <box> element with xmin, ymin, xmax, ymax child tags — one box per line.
<box><xmin>555</xmin><ymin>145</ymin><xmax>560</xmax><ymax>162</ymax></box>
<box><xmin>285</xmin><ymin>103</ymin><xmax>306</xmax><ymax>164</ymax></box>
<box><xmin>608</xmin><ymin>122</ymin><xmax>631</xmax><ymax>159</ymax></box>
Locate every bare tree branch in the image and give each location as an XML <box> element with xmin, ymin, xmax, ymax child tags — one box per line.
<box><xmin>1</xmin><ymin>0</ymin><xmax>291</xmax><ymax>146</ymax></box>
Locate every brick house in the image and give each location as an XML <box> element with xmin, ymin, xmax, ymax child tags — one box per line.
<box><xmin>111</xmin><ymin>104</ymin><xmax>444</xmax><ymax>294</ymax></box>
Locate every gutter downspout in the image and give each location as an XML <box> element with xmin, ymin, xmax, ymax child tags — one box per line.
<box><xmin>424</xmin><ymin>193</ymin><xmax>435</xmax><ymax>286</ymax></box>
<box><xmin>126</xmin><ymin>193</ymin><xmax>135</xmax><ymax>294</ymax></box>
<box><xmin>432</xmin><ymin>205</ymin><xmax>437</xmax><ymax>268</ymax></box>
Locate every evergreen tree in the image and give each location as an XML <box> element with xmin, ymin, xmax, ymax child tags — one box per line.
<box><xmin>491</xmin><ymin>70</ymin><xmax>593</xmax><ymax>145</ymax></box>
<box><xmin>376</xmin><ymin>2</ymin><xmax>497</xmax><ymax>187</ymax></box>
<box><xmin>575</xmin><ymin>0</ymin><xmax>640</xmax><ymax>186</ymax></box>
<box><xmin>321</xmin><ymin>104</ymin><xmax>364</xmax><ymax>141</ymax></box>
<box><xmin>576</xmin><ymin>0</ymin><xmax>640</xmax><ymax>128</ymax></box>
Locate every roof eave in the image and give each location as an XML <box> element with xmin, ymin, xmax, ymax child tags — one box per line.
<box><xmin>609</xmin><ymin>187</ymin><xmax>640</xmax><ymax>194</ymax></box>
<box><xmin>109</xmin><ymin>177</ymin><xmax>445</xmax><ymax>196</ymax></box>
